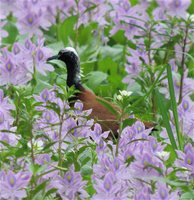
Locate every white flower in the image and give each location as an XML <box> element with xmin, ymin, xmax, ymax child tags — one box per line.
<box><xmin>186</xmin><ymin>14</ymin><xmax>194</xmax><ymax>21</ymax></box>
<box><xmin>116</xmin><ymin>95</ymin><xmax>123</xmax><ymax>101</ymax></box>
<box><xmin>156</xmin><ymin>151</ymin><xmax>170</xmax><ymax>161</ymax></box>
<box><xmin>119</xmin><ymin>90</ymin><xmax>133</xmax><ymax>97</ymax></box>
<box><xmin>27</xmin><ymin>139</ymin><xmax>44</xmax><ymax>150</ymax></box>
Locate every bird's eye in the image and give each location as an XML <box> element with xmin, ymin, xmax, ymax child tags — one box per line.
<box><xmin>58</xmin><ymin>50</ymin><xmax>63</xmax><ymax>56</ymax></box>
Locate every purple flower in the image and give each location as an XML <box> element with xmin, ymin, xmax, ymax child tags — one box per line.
<box><xmin>161</xmin><ymin>96</ymin><xmax>194</xmax><ymax>143</ymax></box>
<box><xmin>12</xmin><ymin>43</ymin><xmax>21</xmax><ymax>55</ymax></box>
<box><xmin>141</xmin><ymin>153</ymin><xmax>153</xmax><ymax>167</ymax></box>
<box><xmin>74</xmin><ymin>101</ymin><xmax>92</xmax><ymax>117</ymax></box>
<box><xmin>0</xmin><ymin>57</ymin><xmax>31</xmax><ymax>86</ymax></box>
<box><xmin>43</xmin><ymin>110</ymin><xmax>58</xmax><ymax>124</ymax></box>
<box><xmin>127</xmin><ymin>142</ymin><xmax>166</xmax><ymax>179</ymax></box>
<box><xmin>174</xmin><ymin>44</ymin><xmax>191</xmax><ymax>63</ymax></box>
<box><xmin>0</xmin><ymin>125</ymin><xmax>18</xmax><ymax>149</ymax></box>
<box><xmin>0</xmin><ymin>170</ymin><xmax>31</xmax><ymax>200</ymax></box>
<box><xmin>123</xmin><ymin>57</ymin><xmax>141</xmax><ymax>85</ymax></box>
<box><xmin>96</xmin><ymin>138</ymin><xmax>107</xmax><ymax>154</ymax></box>
<box><xmin>92</xmin><ymin>120</ymin><xmax>172</xmax><ymax>200</ymax></box>
<box><xmin>34</xmin><ymin>88</ymin><xmax>55</xmax><ymax>105</ymax></box>
<box><xmin>110</xmin><ymin>0</ymin><xmax>131</xmax><ymax>23</ymax></box>
<box><xmin>0</xmin><ymin>111</ymin><xmax>5</xmax><ymax>126</ymax></box>
<box><xmin>153</xmin><ymin>7</ymin><xmax>166</xmax><ymax>20</ymax></box>
<box><xmin>18</xmin><ymin>12</ymin><xmax>40</xmax><ymax>35</ymax></box>
<box><xmin>0</xmin><ymin>0</ymin><xmax>18</xmax><ymax>18</ymax></box>
<box><xmin>111</xmin><ymin>3</ymin><xmax>149</xmax><ymax>40</ymax></box>
<box><xmin>151</xmin><ymin>183</ymin><xmax>179</xmax><ymax>200</ymax></box>
<box><xmin>35</xmin><ymin>154</ymin><xmax>58</xmax><ymax>180</ymax></box>
<box><xmin>132</xmin><ymin>121</ymin><xmax>152</xmax><ymax>138</ymax></box>
<box><xmin>175</xmin><ymin>143</ymin><xmax>194</xmax><ymax>181</ymax></box>
<box><xmin>34</xmin><ymin>45</ymin><xmax>54</xmax><ymax>75</ymax></box>
<box><xmin>120</xmin><ymin>126</ymin><xmax>136</xmax><ymax>145</ymax></box>
<box><xmin>133</xmin><ymin>186</ymin><xmax>151</xmax><ymax>200</ymax></box>
<box><xmin>93</xmin><ymin>172</ymin><xmax>123</xmax><ymax>200</ymax></box>
<box><xmin>178</xmin><ymin>97</ymin><xmax>194</xmax><ymax>138</ymax></box>
<box><xmin>90</xmin><ymin>123</ymin><xmax>109</xmax><ymax>143</ymax></box>
<box><xmin>122</xmin><ymin>41</ymin><xmax>151</xmax><ymax>86</ymax></box>
<box><xmin>155</xmin><ymin>0</ymin><xmax>191</xmax><ymax>18</ymax></box>
<box><xmin>56</xmin><ymin>166</ymin><xmax>88</xmax><ymax>199</ymax></box>
<box><xmin>36</xmin><ymin>109</ymin><xmax>59</xmax><ymax>130</ymax></box>
<box><xmin>62</xmin><ymin>117</ymin><xmax>77</xmax><ymax>137</ymax></box>
<box><xmin>165</xmin><ymin>0</ymin><xmax>191</xmax><ymax>18</ymax></box>
<box><xmin>77</xmin><ymin>0</ymin><xmax>109</xmax><ymax>28</ymax></box>
<box><xmin>35</xmin><ymin>153</ymin><xmax>51</xmax><ymax>165</ymax></box>
<box><xmin>76</xmin><ymin>117</ymin><xmax>94</xmax><ymax>138</ymax></box>
<box><xmin>161</xmin><ymin>68</ymin><xmax>194</xmax><ymax>102</ymax></box>
<box><xmin>16</xmin><ymin>1</ymin><xmax>52</xmax><ymax>36</ymax></box>
<box><xmin>24</xmin><ymin>38</ymin><xmax>35</xmax><ymax>51</ymax></box>
<box><xmin>0</xmin><ymin>38</ymin><xmax>54</xmax><ymax>85</ymax></box>
<box><xmin>0</xmin><ymin>21</ymin><xmax>8</xmax><ymax>42</ymax></box>
<box><xmin>0</xmin><ymin>89</ymin><xmax>14</xmax><ymax>128</ymax></box>
<box><xmin>21</xmin><ymin>38</ymin><xmax>53</xmax><ymax>75</ymax></box>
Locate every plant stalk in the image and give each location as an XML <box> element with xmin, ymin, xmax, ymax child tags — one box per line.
<box><xmin>178</xmin><ymin>23</ymin><xmax>189</xmax><ymax>104</ymax></box>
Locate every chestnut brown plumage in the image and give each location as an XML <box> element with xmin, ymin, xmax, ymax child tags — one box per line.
<box><xmin>77</xmin><ymin>85</ymin><xmax>120</xmax><ymax>135</ymax></box>
<box><xmin>47</xmin><ymin>47</ymin><xmax>153</xmax><ymax>136</ymax></box>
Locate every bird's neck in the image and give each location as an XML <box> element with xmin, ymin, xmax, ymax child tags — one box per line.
<box><xmin>66</xmin><ymin>59</ymin><xmax>81</xmax><ymax>89</ymax></box>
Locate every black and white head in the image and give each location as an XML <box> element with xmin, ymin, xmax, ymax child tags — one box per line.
<box><xmin>47</xmin><ymin>47</ymin><xmax>80</xmax><ymax>69</ymax></box>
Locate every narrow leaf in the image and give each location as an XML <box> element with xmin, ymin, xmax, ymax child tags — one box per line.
<box><xmin>166</xmin><ymin>64</ymin><xmax>182</xmax><ymax>149</ymax></box>
<box><xmin>156</xmin><ymin>91</ymin><xmax>178</xmax><ymax>152</ymax></box>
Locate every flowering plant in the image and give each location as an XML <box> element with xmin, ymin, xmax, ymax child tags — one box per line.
<box><xmin>0</xmin><ymin>0</ymin><xmax>194</xmax><ymax>199</ymax></box>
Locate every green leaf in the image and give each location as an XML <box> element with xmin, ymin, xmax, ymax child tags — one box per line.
<box><xmin>47</xmin><ymin>59</ymin><xmax>66</xmax><ymax>68</ymax></box>
<box><xmin>45</xmin><ymin>102</ymin><xmax>61</xmax><ymax>116</ymax></box>
<box><xmin>122</xmin><ymin>118</ymin><xmax>137</xmax><ymax>128</ymax></box>
<box><xmin>32</xmin><ymin>180</ymin><xmax>48</xmax><ymax>198</ymax></box>
<box><xmin>77</xmin><ymin>23</ymin><xmax>97</xmax><ymax>45</ymax></box>
<box><xmin>180</xmin><ymin>191</ymin><xmax>194</xmax><ymax>200</ymax></box>
<box><xmin>58</xmin><ymin>16</ymin><xmax>77</xmax><ymax>45</ymax></box>
<box><xmin>81</xmin><ymin>165</ymin><xmax>93</xmax><ymax>176</ymax></box>
<box><xmin>155</xmin><ymin>91</ymin><xmax>178</xmax><ymax>152</ymax></box>
<box><xmin>30</xmin><ymin>164</ymin><xmax>42</xmax><ymax>176</ymax></box>
<box><xmin>86</xmin><ymin>71</ymin><xmax>108</xmax><ymax>89</ymax></box>
<box><xmin>46</xmin><ymin>41</ymin><xmax>64</xmax><ymax>55</ymax></box>
<box><xmin>83</xmin><ymin>4</ymin><xmax>97</xmax><ymax>14</ymax></box>
<box><xmin>2</xmin><ymin>21</ymin><xmax>18</xmax><ymax>44</ymax></box>
<box><xmin>99</xmin><ymin>45</ymin><xmax>123</xmax><ymax>61</ymax></box>
<box><xmin>110</xmin><ymin>30</ymin><xmax>126</xmax><ymax>44</ymax></box>
<box><xmin>44</xmin><ymin>188</ymin><xmax>58</xmax><ymax>198</ymax></box>
<box><xmin>131</xmin><ymin>64</ymin><xmax>166</xmax><ymax>107</ymax></box>
<box><xmin>42</xmin><ymin>141</ymin><xmax>57</xmax><ymax>151</ymax></box>
<box><xmin>166</xmin><ymin>64</ymin><xmax>182</xmax><ymax>150</ymax></box>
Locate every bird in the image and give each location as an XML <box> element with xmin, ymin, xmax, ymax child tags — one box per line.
<box><xmin>47</xmin><ymin>47</ymin><xmax>154</xmax><ymax>137</ymax></box>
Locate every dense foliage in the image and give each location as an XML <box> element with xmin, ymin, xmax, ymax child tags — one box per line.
<box><xmin>0</xmin><ymin>0</ymin><xmax>194</xmax><ymax>199</ymax></box>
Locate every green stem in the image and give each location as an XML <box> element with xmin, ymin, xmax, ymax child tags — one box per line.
<box><xmin>29</xmin><ymin>130</ymin><xmax>35</xmax><ymax>200</ymax></box>
<box><xmin>56</xmin><ymin>8</ymin><xmax>61</xmax><ymax>41</ymax></box>
<box><xmin>58</xmin><ymin>115</ymin><xmax>64</xmax><ymax>175</ymax></box>
<box><xmin>75</xmin><ymin>0</ymin><xmax>80</xmax><ymax>48</ymax></box>
<box><xmin>132</xmin><ymin>64</ymin><xmax>166</xmax><ymax>108</ymax></box>
<box><xmin>31</xmin><ymin>55</ymin><xmax>37</xmax><ymax>94</ymax></box>
<box><xmin>14</xmin><ymin>95</ymin><xmax>21</xmax><ymax>127</ymax></box>
<box><xmin>147</xmin><ymin>22</ymin><xmax>157</xmax><ymax>119</ymax></box>
<box><xmin>115</xmin><ymin>112</ymin><xmax>124</xmax><ymax>156</ymax></box>
<box><xmin>178</xmin><ymin>23</ymin><xmax>189</xmax><ymax>104</ymax></box>
<box><xmin>30</xmin><ymin>135</ymin><xmax>35</xmax><ymax>165</ymax></box>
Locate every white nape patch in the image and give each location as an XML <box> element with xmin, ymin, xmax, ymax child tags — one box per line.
<box><xmin>65</xmin><ymin>47</ymin><xmax>78</xmax><ymax>57</ymax></box>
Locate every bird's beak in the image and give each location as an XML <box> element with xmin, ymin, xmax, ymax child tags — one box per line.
<box><xmin>47</xmin><ymin>55</ymin><xmax>59</xmax><ymax>61</ymax></box>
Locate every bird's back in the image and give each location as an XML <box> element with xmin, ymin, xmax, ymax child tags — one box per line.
<box><xmin>77</xmin><ymin>88</ymin><xmax>119</xmax><ymax>135</ymax></box>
